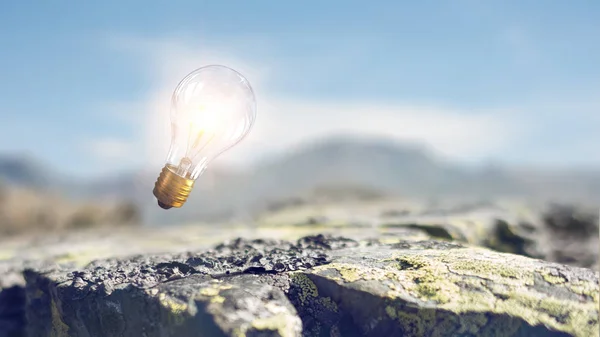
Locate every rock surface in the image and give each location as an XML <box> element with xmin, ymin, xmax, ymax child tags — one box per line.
<box><xmin>18</xmin><ymin>236</ymin><xmax>600</xmax><ymax>337</ymax></box>
<box><xmin>293</xmin><ymin>240</ymin><xmax>598</xmax><ymax>337</ymax></box>
<box><xmin>0</xmin><ymin>201</ymin><xmax>598</xmax><ymax>336</ymax></box>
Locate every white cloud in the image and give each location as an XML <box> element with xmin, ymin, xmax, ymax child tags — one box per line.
<box><xmin>106</xmin><ymin>35</ymin><xmax>525</xmax><ymax>170</ymax></box>
<box><xmin>235</xmin><ymin>99</ymin><xmax>519</xmax><ymax>164</ymax></box>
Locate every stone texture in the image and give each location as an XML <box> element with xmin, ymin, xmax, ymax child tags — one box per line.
<box><xmin>25</xmin><ymin>272</ymin><xmax>302</xmax><ymax>337</ymax></box>
<box><xmin>22</xmin><ymin>235</ymin><xmax>341</xmax><ymax>337</ymax></box>
<box><xmin>289</xmin><ymin>240</ymin><xmax>598</xmax><ymax>337</ymax></box>
<box><xmin>0</xmin><ymin>283</ymin><xmax>24</xmax><ymax>337</ymax></box>
<box><xmin>259</xmin><ymin>199</ymin><xmax>599</xmax><ymax>269</ymax></box>
<box><xmin>20</xmin><ymin>235</ymin><xmax>600</xmax><ymax>337</ymax></box>
<box><xmin>0</xmin><ymin>201</ymin><xmax>598</xmax><ymax>337</ymax></box>
<box><xmin>0</xmin><ymin>260</ymin><xmax>44</xmax><ymax>337</ymax></box>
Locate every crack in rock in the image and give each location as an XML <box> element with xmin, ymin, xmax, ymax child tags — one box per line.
<box><xmin>1</xmin><ymin>231</ymin><xmax>597</xmax><ymax>337</ymax></box>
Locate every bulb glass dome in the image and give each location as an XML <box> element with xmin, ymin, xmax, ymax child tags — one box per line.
<box><xmin>165</xmin><ymin>65</ymin><xmax>256</xmax><ymax>179</ymax></box>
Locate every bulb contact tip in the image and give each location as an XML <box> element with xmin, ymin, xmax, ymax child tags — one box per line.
<box><xmin>153</xmin><ymin>165</ymin><xmax>195</xmax><ymax>209</ymax></box>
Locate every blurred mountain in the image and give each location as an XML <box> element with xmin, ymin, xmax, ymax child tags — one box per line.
<box><xmin>0</xmin><ymin>157</ymin><xmax>141</xmax><ymax>235</ymax></box>
<box><xmin>140</xmin><ymin>136</ymin><xmax>600</xmax><ymax>224</ymax></box>
<box><xmin>0</xmin><ymin>156</ymin><xmax>52</xmax><ymax>189</ymax></box>
<box><xmin>245</xmin><ymin>136</ymin><xmax>521</xmax><ymax>199</ymax></box>
<box><xmin>1</xmin><ymin>135</ymin><xmax>598</xmax><ymax>226</ymax></box>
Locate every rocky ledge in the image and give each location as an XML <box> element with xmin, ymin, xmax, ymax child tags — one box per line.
<box><xmin>1</xmin><ymin>201</ymin><xmax>599</xmax><ymax>336</ymax></box>
<box><xmin>14</xmin><ymin>235</ymin><xmax>600</xmax><ymax>337</ymax></box>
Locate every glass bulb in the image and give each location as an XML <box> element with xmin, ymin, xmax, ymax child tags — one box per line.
<box><xmin>153</xmin><ymin>65</ymin><xmax>256</xmax><ymax>209</ymax></box>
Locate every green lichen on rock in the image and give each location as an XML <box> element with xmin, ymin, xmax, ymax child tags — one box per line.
<box><xmin>157</xmin><ymin>293</ymin><xmax>189</xmax><ymax>326</ymax></box>
<box><xmin>10</xmin><ymin>227</ymin><xmax>599</xmax><ymax>337</ymax></box>
<box><xmin>249</xmin><ymin>312</ymin><xmax>299</xmax><ymax>337</ymax></box>
<box><xmin>288</xmin><ymin>271</ymin><xmax>345</xmax><ymax>336</ymax></box>
<box><xmin>295</xmin><ymin>241</ymin><xmax>599</xmax><ymax>337</ymax></box>
<box><xmin>194</xmin><ymin>281</ymin><xmax>233</xmax><ymax>304</ymax></box>
<box><xmin>289</xmin><ymin>273</ymin><xmax>318</xmax><ymax>305</ymax></box>
<box><xmin>154</xmin><ymin>275</ymin><xmax>304</xmax><ymax>337</ymax></box>
<box><xmin>316</xmin><ymin>296</ymin><xmax>338</xmax><ymax>312</ymax></box>
<box><xmin>539</xmin><ymin>269</ymin><xmax>568</xmax><ymax>284</ymax></box>
<box><xmin>50</xmin><ymin>297</ymin><xmax>69</xmax><ymax>337</ymax></box>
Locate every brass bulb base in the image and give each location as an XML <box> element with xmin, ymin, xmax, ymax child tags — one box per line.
<box><xmin>153</xmin><ymin>165</ymin><xmax>195</xmax><ymax>209</ymax></box>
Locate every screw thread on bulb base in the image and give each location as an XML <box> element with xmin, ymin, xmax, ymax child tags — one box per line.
<box><xmin>153</xmin><ymin>165</ymin><xmax>195</xmax><ymax>209</ymax></box>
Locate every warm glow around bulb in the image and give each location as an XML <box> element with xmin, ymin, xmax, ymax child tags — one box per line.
<box><xmin>189</xmin><ymin>102</ymin><xmax>228</xmax><ymax>137</ymax></box>
<box><xmin>153</xmin><ymin>65</ymin><xmax>256</xmax><ymax>210</ymax></box>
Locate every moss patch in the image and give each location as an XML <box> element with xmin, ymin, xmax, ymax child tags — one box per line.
<box><xmin>50</xmin><ymin>297</ymin><xmax>69</xmax><ymax>337</ymax></box>
<box><xmin>385</xmin><ymin>305</ymin><xmax>397</xmax><ymax>319</ymax></box>
<box><xmin>438</xmin><ymin>249</ymin><xmax>535</xmax><ymax>286</ymax></box>
<box><xmin>539</xmin><ymin>269</ymin><xmax>567</xmax><ymax>285</ymax></box>
<box><xmin>157</xmin><ymin>293</ymin><xmax>188</xmax><ymax>326</ymax></box>
<box><xmin>290</xmin><ymin>273</ymin><xmax>318</xmax><ymax>304</ymax></box>
<box><xmin>316</xmin><ymin>296</ymin><xmax>338</xmax><ymax>312</ymax></box>
<box><xmin>300</xmin><ymin>245</ymin><xmax>598</xmax><ymax>336</ymax></box>
<box><xmin>250</xmin><ymin>312</ymin><xmax>298</xmax><ymax>337</ymax></box>
<box><xmin>194</xmin><ymin>282</ymin><xmax>234</xmax><ymax>305</ymax></box>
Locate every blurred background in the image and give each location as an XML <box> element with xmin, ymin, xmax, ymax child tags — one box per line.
<box><xmin>0</xmin><ymin>1</ymin><xmax>598</xmax><ymax>234</ymax></box>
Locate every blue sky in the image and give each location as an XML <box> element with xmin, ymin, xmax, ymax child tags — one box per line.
<box><xmin>1</xmin><ymin>1</ymin><xmax>599</xmax><ymax>178</ymax></box>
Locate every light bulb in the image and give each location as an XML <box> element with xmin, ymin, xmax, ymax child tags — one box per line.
<box><xmin>153</xmin><ymin>65</ymin><xmax>256</xmax><ymax>209</ymax></box>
